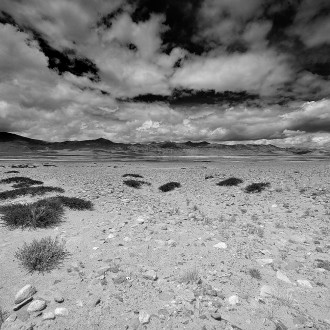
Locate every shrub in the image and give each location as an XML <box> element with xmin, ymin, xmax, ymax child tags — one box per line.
<box><xmin>123</xmin><ymin>180</ymin><xmax>151</xmax><ymax>189</ymax></box>
<box><xmin>0</xmin><ymin>176</ymin><xmax>43</xmax><ymax>188</ymax></box>
<box><xmin>4</xmin><ymin>170</ymin><xmax>19</xmax><ymax>174</ymax></box>
<box><xmin>217</xmin><ymin>177</ymin><xmax>243</xmax><ymax>186</ymax></box>
<box><xmin>249</xmin><ymin>268</ymin><xmax>262</xmax><ymax>280</ymax></box>
<box><xmin>15</xmin><ymin>237</ymin><xmax>69</xmax><ymax>273</ymax></box>
<box><xmin>0</xmin><ymin>199</ymin><xmax>64</xmax><ymax>229</ymax></box>
<box><xmin>205</xmin><ymin>175</ymin><xmax>214</xmax><ymax>180</ymax></box>
<box><xmin>0</xmin><ymin>186</ymin><xmax>64</xmax><ymax>200</ymax></box>
<box><xmin>54</xmin><ymin>196</ymin><xmax>93</xmax><ymax>210</ymax></box>
<box><xmin>122</xmin><ymin>174</ymin><xmax>143</xmax><ymax>178</ymax></box>
<box><xmin>245</xmin><ymin>182</ymin><xmax>270</xmax><ymax>193</ymax></box>
<box><xmin>159</xmin><ymin>182</ymin><xmax>181</xmax><ymax>192</ymax></box>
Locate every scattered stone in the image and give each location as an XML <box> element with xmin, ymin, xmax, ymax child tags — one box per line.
<box><xmin>42</xmin><ymin>312</ymin><xmax>55</xmax><ymax>320</ymax></box>
<box><xmin>260</xmin><ymin>285</ymin><xmax>275</xmax><ymax>298</ymax></box>
<box><xmin>96</xmin><ymin>266</ymin><xmax>111</xmax><ymax>276</ymax></box>
<box><xmin>136</xmin><ymin>217</ymin><xmax>145</xmax><ymax>224</ymax></box>
<box><xmin>113</xmin><ymin>274</ymin><xmax>127</xmax><ymax>284</ymax></box>
<box><xmin>5</xmin><ymin>314</ymin><xmax>17</xmax><ymax>322</ymax></box>
<box><xmin>228</xmin><ymin>295</ymin><xmax>239</xmax><ymax>305</ymax></box>
<box><xmin>276</xmin><ymin>270</ymin><xmax>292</xmax><ymax>284</ymax></box>
<box><xmin>27</xmin><ymin>300</ymin><xmax>46</xmax><ymax>313</ymax></box>
<box><xmin>256</xmin><ymin>258</ymin><xmax>273</xmax><ymax>267</ymax></box>
<box><xmin>211</xmin><ymin>312</ymin><xmax>222</xmax><ymax>320</ymax></box>
<box><xmin>139</xmin><ymin>310</ymin><xmax>150</xmax><ymax>324</ymax></box>
<box><xmin>53</xmin><ymin>292</ymin><xmax>64</xmax><ymax>303</ymax></box>
<box><xmin>213</xmin><ymin>242</ymin><xmax>227</xmax><ymax>249</ymax></box>
<box><xmin>143</xmin><ymin>270</ymin><xmax>158</xmax><ymax>281</ymax></box>
<box><xmin>297</xmin><ymin>279</ymin><xmax>313</xmax><ymax>288</ymax></box>
<box><xmin>13</xmin><ymin>296</ymin><xmax>33</xmax><ymax>311</ymax></box>
<box><xmin>15</xmin><ymin>285</ymin><xmax>37</xmax><ymax>304</ymax></box>
<box><xmin>54</xmin><ymin>307</ymin><xmax>69</xmax><ymax>317</ymax></box>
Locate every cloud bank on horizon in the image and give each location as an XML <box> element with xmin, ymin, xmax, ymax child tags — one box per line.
<box><xmin>0</xmin><ymin>0</ymin><xmax>329</xmax><ymax>147</ymax></box>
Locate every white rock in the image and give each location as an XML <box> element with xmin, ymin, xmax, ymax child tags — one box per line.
<box><xmin>136</xmin><ymin>217</ymin><xmax>145</xmax><ymax>224</ymax></box>
<box><xmin>123</xmin><ymin>237</ymin><xmax>131</xmax><ymax>242</ymax></box>
<box><xmin>213</xmin><ymin>242</ymin><xmax>227</xmax><ymax>249</ymax></box>
<box><xmin>27</xmin><ymin>300</ymin><xmax>46</xmax><ymax>313</ymax></box>
<box><xmin>107</xmin><ymin>234</ymin><xmax>116</xmax><ymax>239</ymax></box>
<box><xmin>276</xmin><ymin>270</ymin><xmax>291</xmax><ymax>284</ymax></box>
<box><xmin>15</xmin><ymin>285</ymin><xmax>37</xmax><ymax>304</ymax></box>
<box><xmin>260</xmin><ymin>285</ymin><xmax>275</xmax><ymax>298</ymax></box>
<box><xmin>55</xmin><ymin>307</ymin><xmax>69</xmax><ymax>317</ymax></box>
<box><xmin>143</xmin><ymin>270</ymin><xmax>158</xmax><ymax>281</ymax></box>
<box><xmin>139</xmin><ymin>310</ymin><xmax>150</xmax><ymax>324</ymax></box>
<box><xmin>297</xmin><ymin>279</ymin><xmax>313</xmax><ymax>288</ymax></box>
<box><xmin>228</xmin><ymin>295</ymin><xmax>239</xmax><ymax>305</ymax></box>
<box><xmin>42</xmin><ymin>312</ymin><xmax>55</xmax><ymax>320</ymax></box>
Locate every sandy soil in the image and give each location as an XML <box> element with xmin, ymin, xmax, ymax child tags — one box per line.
<box><xmin>0</xmin><ymin>160</ymin><xmax>330</xmax><ymax>330</ymax></box>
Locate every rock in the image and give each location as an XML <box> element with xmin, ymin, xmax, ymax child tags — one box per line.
<box><xmin>113</xmin><ymin>274</ymin><xmax>127</xmax><ymax>284</ymax></box>
<box><xmin>228</xmin><ymin>295</ymin><xmax>239</xmax><ymax>305</ymax></box>
<box><xmin>123</xmin><ymin>237</ymin><xmax>131</xmax><ymax>242</ymax></box>
<box><xmin>27</xmin><ymin>300</ymin><xmax>46</xmax><ymax>313</ymax></box>
<box><xmin>297</xmin><ymin>279</ymin><xmax>313</xmax><ymax>288</ymax></box>
<box><xmin>211</xmin><ymin>312</ymin><xmax>222</xmax><ymax>320</ymax></box>
<box><xmin>5</xmin><ymin>314</ymin><xmax>17</xmax><ymax>322</ymax></box>
<box><xmin>214</xmin><ymin>242</ymin><xmax>227</xmax><ymax>249</ymax></box>
<box><xmin>13</xmin><ymin>297</ymin><xmax>33</xmax><ymax>311</ymax></box>
<box><xmin>167</xmin><ymin>239</ymin><xmax>177</xmax><ymax>247</ymax></box>
<box><xmin>136</xmin><ymin>217</ymin><xmax>145</xmax><ymax>224</ymax></box>
<box><xmin>260</xmin><ymin>285</ymin><xmax>275</xmax><ymax>298</ymax></box>
<box><xmin>139</xmin><ymin>310</ymin><xmax>150</xmax><ymax>324</ymax></box>
<box><xmin>256</xmin><ymin>258</ymin><xmax>273</xmax><ymax>267</ymax></box>
<box><xmin>53</xmin><ymin>292</ymin><xmax>64</xmax><ymax>303</ymax></box>
<box><xmin>54</xmin><ymin>307</ymin><xmax>69</xmax><ymax>317</ymax></box>
<box><xmin>143</xmin><ymin>270</ymin><xmax>158</xmax><ymax>281</ymax></box>
<box><xmin>42</xmin><ymin>312</ymin><xmax>55</xmax><ymax>320</ymax></box>
<box><xmin>15</xmin><ymin>285</ymin><xmax>37</xmax><ymax>304</ymax></box>
<box><xmin>96</xmin><ymin>266</ymin><xmax>111</xmax><ymax>276</ymax></box>
<box><xmin>276</xmin><ymin>270</ymin><xmax>291</xmax><ymax>284</ymax></box>
<box><xmin>179</xmin><ymin>289</ymin><xmax>195</xmax><ymax>303</ymax></box>
<box><xmin>87</xmin><ymin>296</ymin><xmax>101</xmax><ymax>307</ymax></box>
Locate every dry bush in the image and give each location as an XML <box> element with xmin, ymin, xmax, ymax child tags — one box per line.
<box><xmin>0</xmin><ymin>186</ymin><xmax>64</xmax><ymax>200</ymax></box>
<box><xmin>217</xmin><ymin>177</ymin><xmax>243</xmax><ymax>186</ymax></box>
<box><xmin>159</xmin><ymin>182</ymin><xmax>181</xmax><ymax>192</ymax></box>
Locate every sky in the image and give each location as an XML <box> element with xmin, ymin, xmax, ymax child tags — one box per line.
<box><xmin>0</xmin><ymin>0</ymin><xmax>330</xmax><ymax>147</ymax></box>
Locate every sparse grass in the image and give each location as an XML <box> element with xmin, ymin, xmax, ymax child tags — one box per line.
<box><xmin>15</xmin><ymin>236</ymin><xmax>69</xmax><ymax>273</ymax></box>
<box><xmin>0</xmin><ymin>199</ymin><xmax>64</xmax><ymax>229</ymax></box>
<box><xmin>122</xmin><ymin>173</ymin><xmax>144</xmax><ymax>178</ymax></box>
<box><xmin>249</xmin><ymin>268</ymin><xmax>262</xmax><ymax>280</ymax></box>
<box><xmin>4</xmin><ymin>170</ymin><xmax>19</xmax><ymax>174</ymax></box>
<box><xmin>245</xmin><ymin>182</ymin><xmax>270</xmax><ymax>193</ymax></box>
<box><xmin>0</xmin><ymin>176</ymin><xmax>43</xmax><ymax>186</ymax></box>
<box><xmin>54</xmin><ymin>196</ymin><xmax>93</xmax><ymax>210</ymax></box>
<box><xmin>0</xmin><ymin>186</ymin><xmax>64</xmax><ymax>200</ymax></box>
<box><xmin>159</xmin><ymin>182</ymin><xmax>181</xmax><ymax>192</ymax></box>
<box><xmin>217</xmin><ymin>177</ymin><xmax>243</xmax><ymax>186</ymax></box>
<box><xmin>123</xmin><ymin>179</ymin><xmax>151</xmax><ymax>189</ymax></box>
<box><xmin>179</xmin><ymin>268</ymin><xmax>200</xmax><ymax>284</ymax></box>
<box><xmin>205</xmin><ymin>175</ymin><xmax>214</xmax><ymax>180</ymax></box>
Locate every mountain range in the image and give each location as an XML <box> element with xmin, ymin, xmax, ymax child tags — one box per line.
<box><xmin>0</xmin><ymin>132</ymin><xmax>327</xmax><ymax>158</ymax></box>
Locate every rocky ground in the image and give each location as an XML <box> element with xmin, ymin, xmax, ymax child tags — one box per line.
<box><xmin>0</xmin><ymin>160</ymin><xmax>330</xmax><ymax>330</ymax></box>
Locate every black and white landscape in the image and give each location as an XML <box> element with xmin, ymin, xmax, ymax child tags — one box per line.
<box><xmin>0</xmin><ymin>1</ymin><xmax>330</xmax><ymax>330</ymax></box>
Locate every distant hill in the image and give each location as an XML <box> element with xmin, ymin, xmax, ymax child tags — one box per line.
<box><xmin>0</xmin><ymin>132</ymin><xmax>318</xmax><ymax>157</ymax></box>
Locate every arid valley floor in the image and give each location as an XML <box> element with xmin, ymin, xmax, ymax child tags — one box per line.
<box><xmin>0</xmin><ymin>159</ymin><xmax>330</xmax><ymax>330</ymax></box>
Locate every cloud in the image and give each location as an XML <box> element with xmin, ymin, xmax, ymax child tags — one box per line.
<box><xmin>171</xmin><ymin>51</ymin><xmax>292</xmax><ymax>96</ymax></box>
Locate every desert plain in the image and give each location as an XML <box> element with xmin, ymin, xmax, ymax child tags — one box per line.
<box><xmin>0</xmin><ymin>159</ymin><xmax>329</xmax><ymax>330</ymax></box>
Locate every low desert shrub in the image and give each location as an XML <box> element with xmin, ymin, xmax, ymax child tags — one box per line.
<box><xmin>249</xmin><ymin>268</ymin><xmax>262</xmax><ymax>280</ymax></box>
<box><xmin>0</xmin><ymin>199</ymin><xmax>64</xmax><ymax>229</ymax></box>
<box><xmin>0</xmin><ymin>186</ymin><xmax>64</xmax><ymax>200</ymax></box>
<box><xmin>122</xmin><ymin>173</ymin><xmax>143</xmax><ymax>178</ymax></box>
<box><xmin>245</xmin><ymin>182</ymin><xmax>270</xmax><ymax>193</ymax></box>
<box><xmin>0</xmin><ymin>176</ymin><xmax>44</xmax><ymax>189</ymax></box>
<box><xmin>179</xmin><ymin>268</ymin><xmax>200</xmax><ymax>284</ymax></box>
<box><xmin>4</xmin><ymin>170</ymin><xmax>19</xmax><ymax>174</ymax></box>
<box><xmin>205</xmin><ymin>175</ymin><xmax>214</xmax><ymax>180</ymax></box>
<box><xmin>123</xmin><ymin>179</ymin><xmax>151</xmax><ymax>189</ymax></box>
<box><xmin>159</xmin><ymin>182</ymin><xmax>181</xmax><ymax>192</ymax></box>
<box><xmin>15</xmin><ymin>237</ymin><xmax>69</xmax><ymax>273</ymax></box>
<box><xmin>54</xmin><ymin>196</ymin><xmax>93</xmax><ymax>210</ymax></box>
<box><xmin>217</xmin><ymin>177</ymin><xmax>243</xmax><ymax>186</ymax></box>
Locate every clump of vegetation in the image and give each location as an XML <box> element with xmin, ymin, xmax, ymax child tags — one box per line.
<box><xmin>159</xmin><ymin>182</ymin><xmax>181</xmax><ymax>192</ymax></box>
<box><xmin>0</xmin><ymin>186</ymin><xmax>64</xmax><ymax>200</ymax></box>
<box><xmin>43</xmin><ymin>164</ymin><xmax>57</xmax><ymax>167</ymax></box>
<box><xmin>53</xmin><ymin>196</ymin><xmax>93</xmax><ymax>210</ymax></box>
<box><xmin>123</xmin><ymin>179</ymin><xmax>151</xmax><ymax>189</ymax></box>
<box><xmin>4</xmin><ymin>170</ymin><xmax>19</xmax><ymax>174</ymax></box>
<box><xmin>122</xmin><ymin>174</ymin><xmax>144</xmax><ymax>178</ymax></box>
<box><xmin>205</xmin><ymin>175</ymin><xmax>214</xmax><ymax>180</ymax></box>
<box><xmin>217</xmin><ymin>177</ymin><xmax>243</xmax><ymax>186</ymax></box>
<box><xmin>249</xmin><ymin>268</ymin><xmax>262</xmax><ymax>280</ymax></box>
<box><xmin>0</xmin><ymin>199</ymin><xmax>64</xmax><ymax>229</ymax></box>
<box><xmin>245</xmin><ymin>182</ymin><xmax>270</xmax><ymax>193</ymax></box>
<box><xmin>11</xmin><ymin>164</ymin><xmax>37</xmax><ymax>168</ymax></box>
<box><xmin>179</xmin><ymin>268</ymin><xmax>200</xmax><ymax>284</ymax></box>
<box><xmin>0</xmin><ymin>176</ymin><xmax>43</xmax><ymax>188</ymax></box>
<box><xmin>15</xmin><ymin>237</ymin><xmax>69</xmax><ymax>273</ymax></box>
